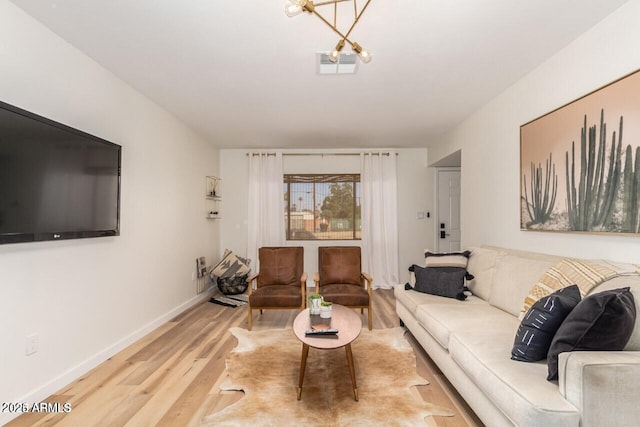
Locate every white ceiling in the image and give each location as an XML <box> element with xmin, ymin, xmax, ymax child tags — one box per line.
<box><xmin>9</xmin><ymin>0</ymin><xmax>629</xmax><ymax>149</ymax></box>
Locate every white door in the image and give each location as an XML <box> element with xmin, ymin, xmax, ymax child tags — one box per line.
<box><xmin>436</xmin><ymin>169</ymin><xmax>461</xmax><ymax>252</ymax></box>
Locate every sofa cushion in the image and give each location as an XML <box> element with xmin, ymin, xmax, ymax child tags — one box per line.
<box><xmin>415</xmin><ymin>303</ymin><xmax>515</xmax><ymax>350</ymax></box>
<box><xmin>319</xmin><ymin>283</ymin><xmax>369</xmax><ymax>306</ymax></box>
<box><xmin>511</xmin><ymin>285</ymin><xmax>582</xmax><ymax>362</ymax></box>
<box><xmin>489</xmin><ymin>255</ymin><xmax>555</xmax><ymax>317</ymax></box>
<box><xmin>547</xmin><ymin>287</ymin><xmax>636</xmax><ymax>380</ymax></box>
<box><xmin>412</xmin><ymin>264</ymin><xmax>468</xmax><ymax>300</ymax></box>
<box><xmin>393</xmin><ymin>284</ymin><xmax>486</xmax><ymax>317</ymax></box>
<box><xmin>449</xmin><ymin>330</ymin><xmax>580</xmax><ymax>426</ymax></box>
<box><xmin>466</xmin><ymin>246</ymin><xmax>502</xmax><ymax>301</ymax></box>
<box><xmin>249</xmin><ymin>285</ymin><xmax>302</xmax><ymax>307</ymax></box>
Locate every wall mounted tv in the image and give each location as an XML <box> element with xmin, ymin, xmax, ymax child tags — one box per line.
<box><xmin>0</xmin><ymin>100</ymin><xmax>121</xmax><ymax>244</ymax></box>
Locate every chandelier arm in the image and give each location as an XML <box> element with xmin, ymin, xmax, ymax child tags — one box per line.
<box><xmin>343</xmin><ymin>0</ymin><xmax>372</xmax><ymax>41</ymax></box>
<box><xmin>313</xmin><ymin>0</ymin><xmax>351</xmax><ymax>7</ymax></box>
<box><xmin>311</xmin><ymin>9</ymin><xmax>353</xmax><ymax>44</ymax></box>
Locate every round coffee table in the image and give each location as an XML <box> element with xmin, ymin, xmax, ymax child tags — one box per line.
<box><xmin>293</xmin><ymin>304</ymin><xmax>362</xmax><ymax>401</ymax></box>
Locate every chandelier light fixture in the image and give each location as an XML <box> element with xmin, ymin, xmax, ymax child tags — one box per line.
<box><xmin>284</xmin><ymin>0</ymin><xmax>373</xmax><ymax>64</ymax></box>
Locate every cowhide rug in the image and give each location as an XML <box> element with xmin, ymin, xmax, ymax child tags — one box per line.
<box><xmin>201</xmin><ymin>326</ymin><xmax>454</xmax><ymax>426</ymax></box>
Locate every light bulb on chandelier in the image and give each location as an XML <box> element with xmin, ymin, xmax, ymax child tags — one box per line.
<box><xmin>284</xmin><ymin>0</ymin><xmax>314</xmax><ymax>16</ymax></box>
<box><xmin>329</xmin><ymin>39</ymin><xmax>346</xmax><ymax>63</ymax></box>
<box><xmin>351</xmin><ymin>42</ymin><xmax>372</xmax><ymax>64</ymax></box>
<box><xmin>285</xmin><ymin>4</ymin><xmax>304</xmax><ymax>17</ymax></box>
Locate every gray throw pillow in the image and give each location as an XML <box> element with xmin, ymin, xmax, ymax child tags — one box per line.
<box><xmin>411</xmin><ymin>264</ymin><xmax>467</xmax><ymax>300</ymax></box>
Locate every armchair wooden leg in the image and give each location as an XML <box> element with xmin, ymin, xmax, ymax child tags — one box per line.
<box><xmin>247</xmin><ymin>305</ymin><xmax>253</xmax><ymax>331</ymax></box>
<box><xmin>368</xmin><ymin>307</ymin><xmax>372</xmax><ymax>331</ymax></box>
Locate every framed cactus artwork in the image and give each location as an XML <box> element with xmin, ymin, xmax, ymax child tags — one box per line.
<box><xmin>520</xmin><ymin>68</ymin><xmax>640</xmax><ymax>235</ymax></box>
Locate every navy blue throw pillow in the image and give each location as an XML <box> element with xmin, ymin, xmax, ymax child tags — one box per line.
<box><xmin>511</xmin><ymin>285</ymin><xmax>581</xmax><ymax>362</ymax></box>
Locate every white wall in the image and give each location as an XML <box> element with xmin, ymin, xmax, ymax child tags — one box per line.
<box><xmin>0</xmin><ymin>1</ymin><xmax>219</xmax><ymax>420</ymax></box>
<box><xmin>220</xmin><ymin>148</ymin><xmax>433</xmax><ymax>287</ymax></box>
<box><xmin>429</xmin><ymin>0</ymin><xmax>640</xmax><ymax>263</ymax></box>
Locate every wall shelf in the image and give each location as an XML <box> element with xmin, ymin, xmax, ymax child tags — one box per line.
<box><xmin>206</xmin><ymin>176</ymin><xmax>221</xmax><ymax>219</ymax></box>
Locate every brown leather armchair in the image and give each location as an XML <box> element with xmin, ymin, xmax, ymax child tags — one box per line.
<box><xmin>314</xmin><ymin>246</ymin><xmax>373</xmax><ymax>330</ymax></box>
<box><xmin>246</xmin><ymin>246</ymin><xmax>307</xmax><ymax>330</ymax></box>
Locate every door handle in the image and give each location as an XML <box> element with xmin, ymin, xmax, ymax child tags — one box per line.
<box><xmin>440</xmin><ymin>230</ymin><xmax>451</xmax><ymax>239</ymax></box>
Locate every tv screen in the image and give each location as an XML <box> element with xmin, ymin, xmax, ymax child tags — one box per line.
<box><xmin>0</xmin><ymin>100</ymin><xmax>121</xmax><ymax>244</ymax></box>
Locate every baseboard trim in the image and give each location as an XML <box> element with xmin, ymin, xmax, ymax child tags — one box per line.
<box><xmin>1</xmin><ymin>289</ymin><xmax>214</xmax><ymax>425</ymax></box>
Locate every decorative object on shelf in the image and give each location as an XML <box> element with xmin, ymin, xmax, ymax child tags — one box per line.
<box><xmin>205</xmin><ymin>176</ymin><xmax>222</xmax><ymax>219</ymax></box>
<box><xmin>206</xmin><ymin>176</ymin><xmax>220</xmax><ymax>198</ymax></box>
<box><xmin>320</xmin><ymin>301</ymin><xmax>333</xmax><ymax>318</ymax></box>
<box><xmin>284</xmin><ymin>0</ymin><xmax>373</xmax><ymax>64</ymax></box>
<box><xmin>520</xmin><ymin>68</ymin><xmax>640</xmax><ymax>235</ymax></box>
<box><xmin>307</xmin><ymin>293</ymin><xmax>323</xmax><ymax>315</ymax></box>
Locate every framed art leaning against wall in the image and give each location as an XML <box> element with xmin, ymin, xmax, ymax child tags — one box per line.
<box><xmin>520</xmin><ymin>68</ymin><xmax>640</xmax><ymax>235</ymax></box>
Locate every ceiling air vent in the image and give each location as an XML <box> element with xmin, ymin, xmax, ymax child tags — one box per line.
<box><xmin>317</xmin><ymin>52</ymin><xmax>359</xmax><ymax>75</ymax></box>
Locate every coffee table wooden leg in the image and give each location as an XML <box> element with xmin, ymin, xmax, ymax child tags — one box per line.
<box><xmin>297</xmin><ymin>343</ymin><xmax>310</xmax><ymax>400</ymax></box>
<box><xmin>345</xmin><ymin>343</ymin><xmax>358</xmax><ymax>401</ymax></box>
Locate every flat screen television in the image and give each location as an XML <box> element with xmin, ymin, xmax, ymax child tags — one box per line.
<box><xmin>0</xmin><ymin>100</ymin><xmax>121</xmax><ymax>244</ymax></box>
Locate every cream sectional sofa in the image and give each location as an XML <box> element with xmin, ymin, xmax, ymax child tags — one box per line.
<box><xmin>394</xmin><ymin>246</ymin><xmax>640</xmax><ymax>427</ymax></box>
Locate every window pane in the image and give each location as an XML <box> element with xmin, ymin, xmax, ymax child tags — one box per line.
<box><xmin>284</xmin><ymin>174</ymin><xmax>360</xmax><ymax>240</ymax></box>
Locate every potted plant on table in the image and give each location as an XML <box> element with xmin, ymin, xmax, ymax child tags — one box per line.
<box><xmin>307</xmin><ymin>293</ymin><xmax>323</xmax><ymax>315</ymax></box>
<box><xmin>320</xmin><ymin>301</ymin><xmax>333</xmax><ymax>319</ymax></box>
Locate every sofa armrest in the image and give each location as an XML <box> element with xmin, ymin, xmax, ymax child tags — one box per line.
<box><xmin>558</xmin><ymin>351</ymin><xmax>640</xmax><ymax>427</ymax></box>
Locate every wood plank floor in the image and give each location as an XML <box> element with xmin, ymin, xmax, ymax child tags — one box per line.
<box><xmin>8</xmin><ymin>289</ymin><xmax>484</xmax><ymax>427</ymax></box>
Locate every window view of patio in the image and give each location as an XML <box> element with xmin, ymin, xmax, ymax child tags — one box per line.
<box><xmin>284</xmin><ymin>174</ymin><xmax>361</xmax><ymax>240</ymax></box>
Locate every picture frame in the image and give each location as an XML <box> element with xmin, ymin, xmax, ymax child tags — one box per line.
<box><xmin>520</xmin><ymin>68</ymin><xmax>640</xmax><ymax>235</ymax></box>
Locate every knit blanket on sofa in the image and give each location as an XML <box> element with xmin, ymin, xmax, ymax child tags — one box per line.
<box><xmin>520</xmin><ymin>259</ymin><xmax>640</xmax><ymax>319</ymax></box>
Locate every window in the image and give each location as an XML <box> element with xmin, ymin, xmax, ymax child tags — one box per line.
<box><xmin>284</xmin><ymin>174</ymin><xmax>361</xmax><ymax>240</ymax></box>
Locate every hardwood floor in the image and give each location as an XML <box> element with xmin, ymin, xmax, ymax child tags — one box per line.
<box><xmin>8</xmin><ymin>289</ymin><xmax>483</xmax><ymax>427</ymax></box>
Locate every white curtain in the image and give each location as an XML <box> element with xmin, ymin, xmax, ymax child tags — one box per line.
<box><xmin>361</xmin><ymin>151</ymin><xmax>399</xmax><ymax>289</ymax></box>
<box><xmin>247</xmin><ymin>152</ymin><xmax>285</xmax><ymax>271</ymax></box>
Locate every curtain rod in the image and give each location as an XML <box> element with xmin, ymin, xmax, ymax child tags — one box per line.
<box><xmin>246</xmin><ymin>152</ymin><xmax>397</xmax><ymax>157</ymax></box>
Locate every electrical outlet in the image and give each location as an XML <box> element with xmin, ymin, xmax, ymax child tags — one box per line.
<box><xmin>191</xmin><ymin>271</ymin><xmax>196</xmax><ymax>281</ymax></box>
<box><xmin>26</xmin><ymin>333</ymin><xmax>38</xmax><ymax>355</ymax></box>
